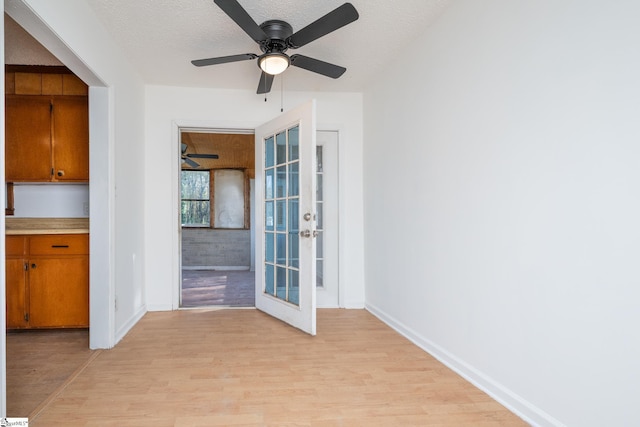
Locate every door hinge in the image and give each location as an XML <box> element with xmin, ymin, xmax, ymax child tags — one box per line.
<box><xmin>24</xmin><ymin>313</ymin><xmax>29</xmax><ymax>322</ymax></box>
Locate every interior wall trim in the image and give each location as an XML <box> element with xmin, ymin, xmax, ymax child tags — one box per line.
<box><xmin>365</xmin><ymin>302</ymin><xmax>565</xmax><ymax>427</ymax></box>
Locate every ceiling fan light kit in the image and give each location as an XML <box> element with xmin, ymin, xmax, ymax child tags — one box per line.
<box><xmin>192</xmin><ymin>0</ymin><xmax>359</xmax><ymax>94</ymax></box>
<box><xmin>259</xmin><ymin>52</ymin><xmax>290</xmax><ymax>75</ymax></box>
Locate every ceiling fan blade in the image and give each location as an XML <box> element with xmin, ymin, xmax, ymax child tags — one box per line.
<box><xmin>290</xmin><ymin>55</ymin><xmax>346</xmax><ymax>79</ymax></box>
<box><xmin>287</xmin><ymin>3</ymin><xmax>359</xmax><ymax>48</ymax></box>
<box><xmin>214</xmin><ymin>0</ymin><xmax>268</xmax><ymax>43</ymax></box>
<box><xmin>182</xmin><ymin>157</ymin><xmax>200</xmax><ymax>168</ymax></box>
<box><xmin>191</xmin><ymin>53</ymin><xmax>257</xmax><ymax>67</ymax></box>
<box><xmin>256</xmin><ymin>72</ymin><xmax>275</xmax><ymax>94</ymax></box>
<box><xmin>187</xmin><ymin>154</ymin><xmax>220</xmax><ymax>159</ymax></box>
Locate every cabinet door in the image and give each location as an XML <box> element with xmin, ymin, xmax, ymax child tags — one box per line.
<box><xmin>28</xmin><ymin>256</ymin><xmax>89</xmax><ymax>328</ymax></box>
<box><xmin>5</xmin><ymin>96</ymin><xmax>52</xmax><ymax>181</ymax></box>
<box><xmin>52</xmin><ymin>96</ymin><xmax>89</xmax><ymax>181</ymax></box>
<box><xmin>6</xmin><ymin>258</ymin><xmax>28</xmax><ymax>329</ymax></box>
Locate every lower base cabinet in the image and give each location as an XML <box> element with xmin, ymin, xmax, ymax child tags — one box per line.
<box><xmin>5</xmin><ymin>234</ymin><xmax>89</xmax><ymax>329</ymax></box>
<box><xmin>6</xmin><ymin>257</ymin><xmax>28</xmax><ymax>328</ymax></box>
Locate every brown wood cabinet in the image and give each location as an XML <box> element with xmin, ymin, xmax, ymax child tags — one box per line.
<box><xmin>5</xmin><ymin>95</ymin><xmax>89</xmax><ymax>182</ymax></box>
<box><xmin>6</xmin><ymin>236</ymin><xmax>28</xmax><ymax>329</ymax></box>
<box><xmin>5</xmin><ymin>234</ymin><xmax>89</xmax><ymax>329</ymax></box>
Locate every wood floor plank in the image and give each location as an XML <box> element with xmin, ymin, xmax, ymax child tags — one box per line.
<box><xmin>28</xmin><ymin>309</ymin><xmax>527</xmax><ymax>426</ymax></box>
<box><xmin>6</xmin><ymin>328</ymin><xmax>94</xmax><ymax>418</ymax></box>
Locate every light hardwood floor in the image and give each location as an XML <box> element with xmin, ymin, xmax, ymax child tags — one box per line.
<box><xmin>6</xmin><ymin>329</ymin><xmax>95</xmax><ymax>418</ymax></box>
<box><xmin>28</xmin><ymin>309</ymin><xmax>527</xmax><ymax>426</ymax></box>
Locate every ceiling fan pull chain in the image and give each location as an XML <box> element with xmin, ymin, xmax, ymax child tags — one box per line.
<box><xmin>281</xmin><ymin>74</ymin><xmax>284</xmax><ymax>113</ymax></box>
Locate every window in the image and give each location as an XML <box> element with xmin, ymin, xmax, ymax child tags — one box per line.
<box><xmin>181</xmin><ymin>169</ymin><xmax>248</xmax><ymax>228</ymax></box>
<box><xmin>181</xmin><ymin>170</ymin><xmax>210</xmax><ymax>226</ymax></box>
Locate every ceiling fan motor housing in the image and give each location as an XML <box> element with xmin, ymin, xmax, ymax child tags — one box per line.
<box><xmin>259</xmin><ymin>20</ymin><xmax>293</xmax><ymax>53</ymax></box>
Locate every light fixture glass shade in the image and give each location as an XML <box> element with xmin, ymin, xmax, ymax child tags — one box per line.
<box><xmin>259</xmin><ymin>53</ymin><xmax>290</xmax><ymax>75</ymax></box>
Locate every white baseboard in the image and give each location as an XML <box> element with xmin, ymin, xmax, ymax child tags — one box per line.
<box><xmin>146</xmin><ymin>303</ymin><xmax>173</xmax><ymax>312</ymax></box>
<box><xmin>114</xmin><ymin>305</ymin><xmax>147</xmax><ymax>345</ymax></box>
<box><xmin>365</xmin><ymin>302</ymin><xmax>565</xmax><ymax>427</ymax></box>
<box><xmin>342</xmin><ymin>299</ymin><xmax>365</xmax><ymax>309</ymax></box>
<box><xmin>182</xmin><ymin>266</ymin><xmax>250</xmax><ymax>271</ymax></box>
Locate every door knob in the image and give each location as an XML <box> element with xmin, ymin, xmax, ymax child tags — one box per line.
<box><xmin>299</xmin><ymin>230</ymin><xmax>318</xmax><ymax>238</ymax></box>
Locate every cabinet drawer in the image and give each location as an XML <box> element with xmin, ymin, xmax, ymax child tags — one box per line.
<box><xmin>29</xmin><ymin>234</ymin><xmax>89</xmax><ymax>255</ymax></box>
<box><xmin>6</xmin><ymin>236</ymin><xmax>27</xmax><ymax>256</ymax></box>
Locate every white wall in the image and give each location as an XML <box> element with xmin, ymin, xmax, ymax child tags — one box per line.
<box><xmin>12</xmin><ymin>184</ymin><xmax>89</xmax><ymax>217</ymax></box>
<box><xmin>6</xmin><ymin>0</ymin><xmax>147</xmax><ymax>347</ymax></box>
<box><xmin>363</xmin><ymin>1</ymin><xmax>640</xmax><ymax>426</ymax></box>
<box><xmin>145</xmin><ymin>86</ymin><xmax>365</xmax><ymax>310</ymax></box>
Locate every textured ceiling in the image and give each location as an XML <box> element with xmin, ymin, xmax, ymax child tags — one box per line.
<box><xmin>82</xmin><ymin>0</ymin><xmax>451</xmax><ymax>92</ymax></box>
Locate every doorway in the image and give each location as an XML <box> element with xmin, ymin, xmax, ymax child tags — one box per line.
<box><xmin>179</xmin><ymin>130</ymin><xmax>256</xmax><ymax>308</ymax></box>
<box><xmin>3</xmin><ymin>10</ymin><xmax>114</xmax><ymax>416</ymax></box>
<box><xmin>177</xmin><ymin>128</ymin><xmax>340</xmax><ymax>309</ymax></box>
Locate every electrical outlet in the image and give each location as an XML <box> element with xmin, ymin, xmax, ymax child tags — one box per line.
<box><xmin>83</xmin><ymin>201</ymin><xmax>90</xmax><ymax>216</ymax></box>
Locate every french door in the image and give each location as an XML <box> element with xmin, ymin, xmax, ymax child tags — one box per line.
<box><xmin>315</xmin><ymin>131</ymin><xmax>339</xmax><ymax>308</ymax></box>
<box><xmin>254</xmin><ymin>100</ymin><xmax>317</xmax><ymax>335</ymax></box>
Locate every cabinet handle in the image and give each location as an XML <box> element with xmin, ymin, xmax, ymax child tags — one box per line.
<box><xmin>51</xmin><ymin>245</ymin><xmax>70</xmax><ymax>248</ymax></box>
<box><xmin>31</xmin><ymin>263</ymin><xmax>37</xmax><ymax>269</ymax></box>
<box><xmin>57</xmin><ymin>170</ymin><xmax>65</xmax><ymax>177</ymax></box>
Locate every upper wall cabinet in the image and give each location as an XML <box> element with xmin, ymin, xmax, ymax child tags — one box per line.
<box><xmin>6</xmin><ymin>95</ymin><xmax>89</xmax><ymax>182</ymax></box>
<box><xmin>5</xmin><ymin>71</ymin><xmax>88</xmax><ymax>97</ymax></box>
<box><xmin>5</xmin><ymin>96</ymin><xmax>52</xmax><ymax>181</ymax></box>
<box><xmin>52</xmin><ymin>96</ymin><xmax>90</xmax><ymax>181</ymax></box>
<box><xmin>5</xmin><ymin>69</ymin><xmax>89</xmax><ymax>182</ymax></box>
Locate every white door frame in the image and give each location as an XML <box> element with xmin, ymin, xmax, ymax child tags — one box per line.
<box><xmin>175</xmin><ymin>125</ymin><xmax>255</xmax><ymax>308</ymax></box>
<box><xmin>171</xmin><ymin>121</ymin><xmax>345</xmax><ymax>310</ymax></box>
<box><xmin>5</xmin><ymin>1</ymin><xmax>114</xmax><ymax>350</ymax></box>
<box><xmin>172</xmin><ymin>122</ymin><xmax>257</xmax><ymax>310</ymax></box>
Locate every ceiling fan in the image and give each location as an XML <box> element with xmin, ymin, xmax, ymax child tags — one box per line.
<box><xmin>181</xmin><ymin>143</ymin><xmax>219</xmax><ymax>168</ymax></box>
<box><xmin>191</xmin><ymin>0</ymin><xmax>359</xmax><ymax>94</ymax></box>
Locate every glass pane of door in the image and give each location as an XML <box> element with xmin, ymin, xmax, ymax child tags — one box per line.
<box><xmin>263</xmin><ymin>125</ymin><xmax>301</xmax><ymax>306</ymax></box>
<box><xmin>316</xmin><ymin>145</ymin><xmax>324</xmax><ymax>288</ymax></box>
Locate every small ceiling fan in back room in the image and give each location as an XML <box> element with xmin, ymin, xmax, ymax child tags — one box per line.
<box><xmin>181</xmin><ymin>143</ymin><xmax>219</xmax><ymax>168</ymax></box>
<box><xmin>191</xmin><ymin>0</ymin><xmax>359</xmax><ymax>94</ymax></box>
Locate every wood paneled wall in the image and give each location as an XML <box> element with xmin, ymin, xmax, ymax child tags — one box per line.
<box><xmin>182</xmin><ymin>132</ymin><xmax>254</xmax><ymax>177</ymax></box>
